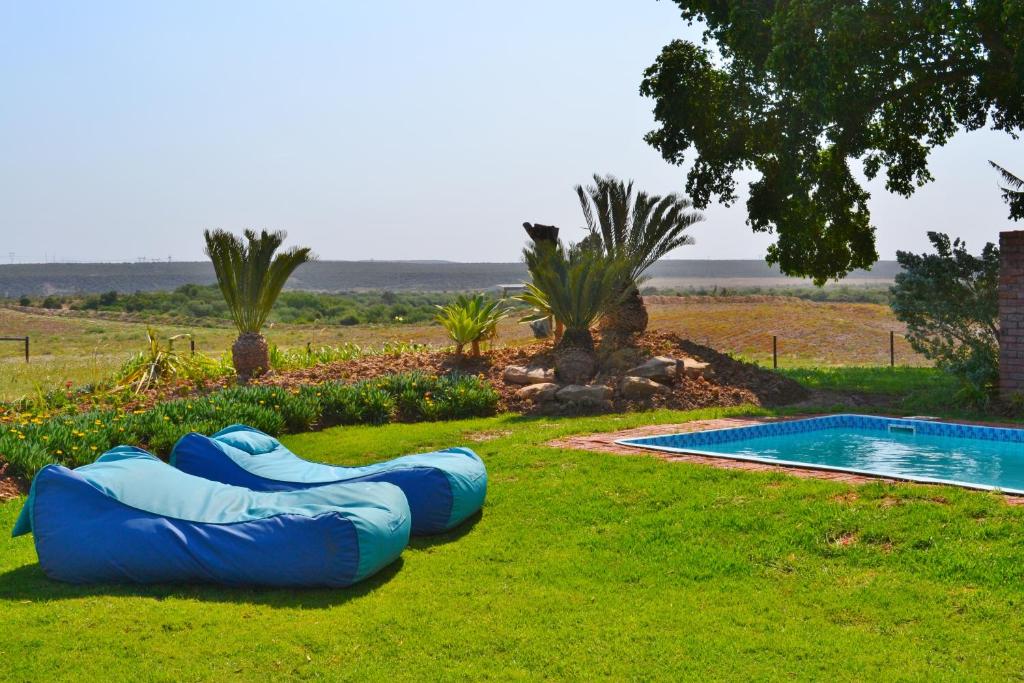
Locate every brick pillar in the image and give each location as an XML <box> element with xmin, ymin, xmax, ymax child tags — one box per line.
<box><xmin>1000</xmin><ymin>231</ymin><xmax>1024</xmax><ymax>399</ymax></box>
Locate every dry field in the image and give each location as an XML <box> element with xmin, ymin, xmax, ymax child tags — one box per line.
<box><xmin>645</xmin><ymin>296</ymin><xmax>926</xmax><ymax>367</ymax></box>
<box><xmin>0</xmin><ymin>296</ymin><xmax>926</xmax><ymax>401</ymax></box>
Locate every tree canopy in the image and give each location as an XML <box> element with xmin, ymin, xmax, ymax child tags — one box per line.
<box><xmin>641</xmin><ymin>1</ymin><xmax>1024</xmax><ymax>283</ymax></box>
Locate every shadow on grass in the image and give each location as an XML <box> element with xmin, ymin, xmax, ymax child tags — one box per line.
<box><xmin>0</xmin><ymin>511</ymin><xmax>485</xmax><ymax>606</ymax></box>
<box><xmin>409</xmin><ymin>509</ymin><xmax>482</xmax><ymax>550</ymax></box>
<box><xmin>0</xmin><ymin>556</ymin><xmax>406</xmax><ymax>608</ymax></box>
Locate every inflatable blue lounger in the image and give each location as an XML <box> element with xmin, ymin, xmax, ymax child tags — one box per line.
<box><xmin>171</xmin><ymin>424</ymin><xmax>487</xmax><ymax>535</ymax></box>
<box><xmin>12</xmin><ymin>446</ymin><xmax>410</xmax><ymax>587</ymax></box>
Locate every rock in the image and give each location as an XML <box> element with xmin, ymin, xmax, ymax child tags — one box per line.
<box><xmin>601</xmin><ymin>347</ymin><xmax>647</xmax><ymax>373</ymax></box>
<box><xmin>555</xmin><ymin>384</ymin><xmax>613</xmax><ymax>405</ymax></box>
<box><xmin>619</xmin><ymin>376</ymin><xmax>670</xmax><ymax>400</ymax></box>
<box><xmin>516</xmin><ymin>382</ymin><xmax>559</xmax><ymax>402</ymax></box>
<box><xmin>679</xmin><ymin>357</ymin><xmax>711</xmax><ymax>379</ymax></box>
<box><xmin>503</xmin><ymin>365</ymin><xmax>530</xmax><ymax>385</ymax></box>
<box><xmin>625</xmin><ymin>356</ymin><xmax>678</xmax><ymax>383</ymax></box>
<box><xmin>503</xmin><ymin>365</ymin><xmax>555</xmax><ymax>385</ymax></box>
<box><xmin>526</xmin><ymin>367</ymin><xmax>555</xmax><ymax>384</ymax></box>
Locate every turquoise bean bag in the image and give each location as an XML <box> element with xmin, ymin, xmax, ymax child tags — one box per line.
<box><xmin>171</xmin><ymin>424</ymin><xmax>487</xmax><ymax>535</ymax></box>
<box><xmin>12</xmin><ymin>446</ymin><xmax>410</xmax><ymax>587</ymax></box>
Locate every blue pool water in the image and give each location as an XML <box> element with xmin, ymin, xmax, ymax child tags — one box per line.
<box><xmin>617</xmin><ymin>415</ymin><xmax>1024</xmax><ymax>494</ymax></box>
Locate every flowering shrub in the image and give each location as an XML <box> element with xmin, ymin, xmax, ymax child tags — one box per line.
<box><xmin>0</xmin><ymin>372</ymin><xmax>498</xmax><ymax>480</ymax></box>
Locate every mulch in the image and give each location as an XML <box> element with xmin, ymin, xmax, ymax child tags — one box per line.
<box><xmin>245</xmin><ymin>330</ymin><xmax>810</xmax><ymax>415</ymax></box>
<box><xmin>8</xmin><ymin>330</ymin><xmax>811</xmax><ymax>420</ymax></box>
<box><xmin>0</xmin><ymin>463</ymin><xmax>25</xmax><ymax>501</ymax></box>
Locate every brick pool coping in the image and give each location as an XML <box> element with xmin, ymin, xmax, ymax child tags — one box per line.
<box><xmin>549</xmin><ymin>414</ymin><xmax>1024</xmax><ymax>505</ymax></box>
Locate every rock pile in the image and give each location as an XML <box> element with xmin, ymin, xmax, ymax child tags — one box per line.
<box><xmin>507</xmin><ymin>354</ymin><xmax>710</xmax><ymax>410</ymax></box>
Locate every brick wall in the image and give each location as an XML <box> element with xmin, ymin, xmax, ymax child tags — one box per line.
<box><xmin>1001</xmin><ymin>231</ymin><xmax>1024</xmax><ymax>399</ymax></box>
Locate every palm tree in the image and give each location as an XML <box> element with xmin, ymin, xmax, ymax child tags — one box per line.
<box><xmin>204</xmin><ymin>229</ymin><xmax>314</xmax><ymax>380</ymax></box>
<box><xmin>990</xmin><ymin>161</ymin><xmax>1024</xmax><ymax>220</ymax></box>
<box><xmin>576</xmin><ymin>174</ymin><xmax>703</xmax><ymax>340</ymax></box>
<box><xmin>519</xmin><ymin>239</ymin><xmax>631</xmax><ymax>384</ymax></box>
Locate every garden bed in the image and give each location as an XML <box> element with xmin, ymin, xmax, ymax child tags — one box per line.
<box><xmin>0</xmin><ymin>331</ymin><xmax>809</xmax><ymax>494</ymax></box>
<box><xmin>248</xmin><ymin>330</ymin><xmax>809</xmax><ymax>414</ymax></box>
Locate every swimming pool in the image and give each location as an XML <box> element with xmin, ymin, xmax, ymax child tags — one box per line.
<box><xmin>617</xmin><ymin>415</ymin><xmax>1024</xmax><ymax>494</ymax></box>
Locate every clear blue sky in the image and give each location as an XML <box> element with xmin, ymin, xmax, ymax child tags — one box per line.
<box><xmin>0</xmin><ymin>1</ymin><xmax>1018</xmax><ymax>265</ymax></box>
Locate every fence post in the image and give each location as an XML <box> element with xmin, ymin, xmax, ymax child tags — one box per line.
<box><xmin>889</xmin><ymin>331</ymin><xmax>895</xmax><ymax>368</ymax></box>
<box><xmin>190</xmin><ymin>338</ymin><xmax>196</xmax><ymax>356</ymax></box>
<box><xmin>772</xmin><ymin>335</ymin><xmax>778</xmax><ymax>369</ymax></box>
<box><xmin>24</xmin><ymin>336</ymin><xmax>29</xmax><ymax>363</ymax></box>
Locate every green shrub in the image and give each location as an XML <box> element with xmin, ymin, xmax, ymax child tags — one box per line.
<box><xmin>0</xmin><ymin>371</ymin><xmax>498</xmax><ymax>480</ymax></box>
<box><xmin>357</xmin><ymin>386</ymin><xmax>397</xmax><ymax>425</ymax></box>
<box><xmin>30</xmin><ymin>284</ymin><xmax>466</xmax><ymax>326</ymax></box>
<box><xmin>891</xmin><ymin>233</ymin><xmax>1000</xmax><ymax>403</ymax></box>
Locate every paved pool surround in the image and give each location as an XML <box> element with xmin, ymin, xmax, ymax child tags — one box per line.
<box><xmin>550</xmin><ymin>415</ymin><xmax>1024</xmax><ymax>503</ymax></box>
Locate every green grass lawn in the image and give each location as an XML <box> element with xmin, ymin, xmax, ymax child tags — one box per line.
<box><xmin>3</xmin><ymin>407</ymin><xmax>1024</xmax><ymax>679</ymax></box>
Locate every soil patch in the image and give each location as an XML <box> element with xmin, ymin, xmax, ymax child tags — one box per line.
<box><xmin>247</xmin><ymin>330</ymin><xmax>811</xmax><ymax>415</ymax></box>
<box><xmin>0</xmin><ymin>462</ymin><xmax>25</xmax><ymax>500</ymax></box>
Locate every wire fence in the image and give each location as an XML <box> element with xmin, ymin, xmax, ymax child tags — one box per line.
<box><xmin>0</xmin><ymin>336</ymin><xmax>30</xmax><ymax>362</ymax></box>
<box><xmin>769</xmin><ymin>331</ymin><xmax>903</xmax><ymax>369</ymax></box>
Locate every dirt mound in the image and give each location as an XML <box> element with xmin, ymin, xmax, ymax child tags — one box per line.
<box><xmin>254</xmin><ymin>330</ymin><xmax>809</xmax><ymax>414</ymax></box>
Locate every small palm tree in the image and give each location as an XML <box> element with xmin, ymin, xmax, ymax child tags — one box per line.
<box><xmin>204</xmin><ymin>229</ymin><xmax>314</xmax><ymax>380</ymax></box>
<box><xmin>434</xmin><ymin>294</ymin><xmax>510</xmax><ymax>357</ymax></box>
<box><xmin>990</xmin><ymin>161</ymin><xmax>1024</xmax><ymax>220</ymax></box>
<box><xmin>576</xmin><ymin>174</ymin><xmax>703</xmax><ymax>339</ymax></box>
<box><xmin>519</xmin><ymin>240</ymin><xmax>631</xmax><ymax>384</ymax></box>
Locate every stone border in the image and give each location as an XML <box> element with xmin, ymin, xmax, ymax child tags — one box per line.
<box><xmin>549</xmin><ymin>414</ymin><xmax>1024</xmax><ymax>505</ymax></box>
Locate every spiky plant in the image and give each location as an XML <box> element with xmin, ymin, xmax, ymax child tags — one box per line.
<box><xmin>434</xmin><ymin>293</ymin><xmax>511</xmax><ymax>357</ymax></box>
<box><xmin>576</xmin><ymin>174</ymin><xmax>703</xmax><ymax>340</ymax></box>
<box><xmin>518</xmin><ymin>240</ymin><xmax>631</xmax><ymax>384</ymax></box>
<box><xmin>112</xmin><ymin>328</ymin><xmax>230</xmax><ymax>394</ymax></box>
<box><xmin>989</xmin><ymin>161</ymin><xmax>1024</xmax><ymax>221</ymax></box>
<box><xmin>204</xmin><ymin>229</ymin><xmax>314</xmax><ymax>380</ymax></box>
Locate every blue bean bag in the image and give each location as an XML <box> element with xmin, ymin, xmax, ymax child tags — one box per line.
<box><xmin>171</xmin><ymin>424</ymin><xmax>487</xmax><ymax>535</ymax></box>
<box><xmin>11</xmin><ymin>446</ymin><xmax>410</xmax><ymax>587</ymax></box>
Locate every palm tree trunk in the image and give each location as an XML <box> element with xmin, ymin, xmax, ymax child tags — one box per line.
<box><xmin>232</xmin><ymin>332</ymin><xmax>270</xmax><ymax>381</ymax></box>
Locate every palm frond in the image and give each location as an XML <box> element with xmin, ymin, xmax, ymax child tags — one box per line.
<box><xmin>990</xmin><ymin>161</ymin><xmax>1024</xmax><ymax>191</ymax></box>
<box><xmin>434</xmin><ymin>293</ymin><xmax>511</xmax><ymax>355</ymax></box>
<box><xmin>577</xmin><ymin>174</ymin><xmax>703</xmax><ymax>284</ymax></box>
<box><xmin>518</xmin><ymin>239</ymin><xmax>631</xmax><ymax>333</ymax></box>
<box><xmin>204</xmin><ymin>229</ymin><xmax>315</xmax><ymax>334</ymax></box>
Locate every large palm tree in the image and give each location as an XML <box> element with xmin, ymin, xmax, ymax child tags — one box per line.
<box><xmin>576</xmin><ymin>174</ymin><xmax>703</xmax><ymax>340</ymax></box>
<box><xmin>519</xmin><ymin>239</ymin><xmax>631</xmax><ymax>384</ymax></box>
<box><xmin>204</xmin><ymin>229</ymin><xmax>314</xmax><ymax>380</ymax></box>
<box><xmin>990</xmin><ymin>161</ymin><xmax>1024</xmax><ymax>220</ymax></box>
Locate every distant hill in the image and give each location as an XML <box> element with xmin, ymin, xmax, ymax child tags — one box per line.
<box><xmin>0</xmin><ymin>260</ymin><xmax>901</xmax><ymax>296</ymax></box>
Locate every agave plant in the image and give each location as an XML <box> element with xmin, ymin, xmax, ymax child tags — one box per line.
<box><xmin>518</xmin><ymin>240</ymin><xmax>631</xmax><ymax>384</ymax></box>
<box><xmin>112</xmin><ymin>328</ymin><xmax>229</xmax><ymax>394</ymax></box>
<box><xmin>434</xmin><ymin>293</ymin><xmax>510</xmax><ymax>357</ymax></box>
<box><xmin>204</xmin><ymin>229</ymin><xmax>314</xmax><ymax>380</ymax></box>
<box><xmin>576</xmin><ymin>174</ymin><xmax>703</xmax><ymax>339</ymax></box>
